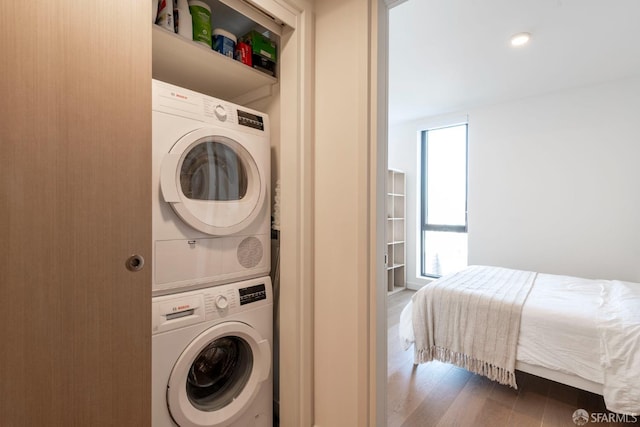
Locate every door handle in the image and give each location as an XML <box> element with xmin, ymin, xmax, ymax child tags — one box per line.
<box><xmin>125</xmin><ymin>254</ymin><xmax>145</xmax><ymax>272</ymax></box>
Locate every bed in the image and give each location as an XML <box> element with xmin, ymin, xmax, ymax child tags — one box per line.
<box><xmin>399</xmin><ymin>265</ymin><xmax>640</xmax><ymax>415</ymax></box>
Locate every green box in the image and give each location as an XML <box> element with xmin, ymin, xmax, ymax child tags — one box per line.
<box><xmin>240</xmin><ymin>30</ymin><xmax>277</xmax><ymax>62</ymax></box>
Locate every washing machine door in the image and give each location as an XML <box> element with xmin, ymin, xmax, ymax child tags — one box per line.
<box><xmin>167</xmin><ymin>321</ymin><xmax>271</xmax><ymax>427</ymax></box>
<box><xmin>160</xmin><ymin>127</ymin><xmax>265</xmax><ymax>236</ymax></box>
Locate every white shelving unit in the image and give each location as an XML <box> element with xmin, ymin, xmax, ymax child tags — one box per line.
<box><xmin>386</xmin><ymin>169</ymin><xmax>406</xmax><ymax>294</ymax></box>
<box><xmin>152</xmin><ymin>0</ymin><xmax>281</xmax><ymax>102</ymax></box>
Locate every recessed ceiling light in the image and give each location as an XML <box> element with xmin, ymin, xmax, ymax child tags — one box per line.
<box><xmin>510</xmin><ymin>32</ymin><xmax>531</xmax><ymax>47</ymax></box>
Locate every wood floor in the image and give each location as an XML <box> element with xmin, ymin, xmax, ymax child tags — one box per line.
<box><xmin>386</xmin><ymin>290</ymin><xmax>639</xmax><ymax>427</ymax></box>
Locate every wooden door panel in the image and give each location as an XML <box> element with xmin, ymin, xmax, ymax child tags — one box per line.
<box><xmin>0</xmin><ymin>1</ymin><xmax>151</xmax><ymax>425</ymax></box>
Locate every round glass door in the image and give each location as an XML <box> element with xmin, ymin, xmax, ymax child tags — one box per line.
<box><xmin>160</xmin><ymin>128</ymin><xmax>266</xmax><ymax>236</ymax></box>
<box><xmin>186</xmin><ymin>336</ymin><xmax>253</xmax><ymax>412</ymax></box>
<box><xmin>167</xmin><ymin>322</ymin><xmax>270</xmax><ymax>427</ymax></box>
<box><xmin>180</xmin><ymin>141</ymin><xmax>248</xmax><ymax>202</ymax></box>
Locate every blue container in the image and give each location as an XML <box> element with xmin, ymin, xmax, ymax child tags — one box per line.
<box><xmin>213</xmin><ymin>28</ymin><xmax>236</xmax><ymax>58</ymax></box>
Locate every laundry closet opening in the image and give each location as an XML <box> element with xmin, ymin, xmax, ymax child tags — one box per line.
<box><xmin>150</xmin><ymin>0</ymin><xmax>310</xmax><ymax>425</ymax></box>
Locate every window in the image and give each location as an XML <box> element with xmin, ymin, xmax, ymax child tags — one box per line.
<box><xmin>421</xmin><ymin>124</ymin><xmax>468</xmax><ymax>277</ymax></box>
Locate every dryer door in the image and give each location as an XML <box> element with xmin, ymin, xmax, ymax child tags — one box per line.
<box><xmin>167</xmin><ymin>321</ymin><xmax>271</xmax><ymax>427</ymax></box>
<box><xmin>160</xmin><ymin>127</ymin><xmax>266</xmax><ymax>236</ymax></box>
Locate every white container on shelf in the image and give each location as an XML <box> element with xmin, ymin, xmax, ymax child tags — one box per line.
<box><xmin>175</xmin><ymin>0</ymin><xmax>192</xmax><ymax>40</ymax></box>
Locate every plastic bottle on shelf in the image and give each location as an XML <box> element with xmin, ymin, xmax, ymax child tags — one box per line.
<box><xmin>175</xmin><ymin>0</ymin><xmax>192</xmax><ymax>40</ymax></box>
<box><xmin>188</xmin><ymin>1</ymin><xmax>212</xmax><ymax>47</ymax></box>
<box><xmin>155</xmin><ymin>0</ymin><xmax>174</xmax><ymax>31</ymax></box>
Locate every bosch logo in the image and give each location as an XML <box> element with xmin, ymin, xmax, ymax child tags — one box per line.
<box><xmin>171</xmin><ymin>92</ymin><xmax>188</xmax><ymax>100</ymax></box>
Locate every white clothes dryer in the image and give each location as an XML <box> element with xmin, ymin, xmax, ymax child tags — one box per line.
<box><xmin>152</xmin><ymin>276</ymin><xmax>273</xmax><ymax>427</ymax></box>
<box><xmin>152</xmin><ymin>80</ymin><xmax>271</xmax><ymax>295</ymax></box>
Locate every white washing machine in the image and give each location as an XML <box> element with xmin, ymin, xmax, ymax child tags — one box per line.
<box><xmin>152</xmin><ymin>276</ymin><xmax>273</xmax><ymax>427</ymax></box>
<box><xmin>152</xmin><ymin>79</ymin><xmax>271</xmax><ymax>296</ymax></box>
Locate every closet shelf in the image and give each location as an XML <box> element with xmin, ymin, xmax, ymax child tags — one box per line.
<box><xmin>152</xmin><ymin>25</ymin><xmax>277</xmax><ymax>101</ymax></box>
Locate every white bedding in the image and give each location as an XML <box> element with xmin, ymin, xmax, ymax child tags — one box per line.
<box><xmin>598</xmin><ymin>280</ymin><xmax>640</xmax><ymax>415</ymax></box>
<box><xmin>399</xmin><ymin>267</ymin><xmax>640</xmax><ymax>415</ymax></box>
<box><xmin>517</xmin><ymin>273</ymin><xmax>604</xmax><ymax>384</ymax></box>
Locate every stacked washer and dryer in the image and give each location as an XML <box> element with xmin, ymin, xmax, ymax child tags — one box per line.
<box><xmin>151</xmin><ymin>79</ymin><xmax>273</xmax><ymax>427</ymax></box>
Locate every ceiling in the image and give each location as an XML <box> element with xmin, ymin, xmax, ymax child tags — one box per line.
<box><xmin>388</xmin><ymin>0</ymin><xmax>640</xmax><ymax>125</ymax></box>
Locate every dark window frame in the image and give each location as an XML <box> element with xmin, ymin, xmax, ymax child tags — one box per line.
<box><xmin>420</xmin><ymin>123</ymin><xmax>469</xmax><ymax>278</ymax></box>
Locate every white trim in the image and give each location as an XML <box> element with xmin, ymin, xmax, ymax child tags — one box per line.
<box><xmin>219</xmin><ymin>0</ymin><xmax>285</xmax><ymax>35</ymax></box>
<box><xmin>371</xmin><ymin>0</ymin><xmax>388</xmax><ymax>424</ymax></box>
<box><xmin>375</xmin><ymin>0</ymin><xmax>391</xmax><ymax>426</ymax></box>
<box><xmin>250</xmin><ymin>0</ymin><xmax>298</xmax><ymax>28</ymax></box>
<box><xmin>385</xmin><ymin>0</ymin><xmax>408</xmax><ymax>7</ymax></box>
<box><xmin>415</xmin><ymin>113</ymin><xmax>469</xmax><ymax>132</ymax></box>
<box><xmin>277</xmin><ymin>1</ymin><xmax>314</xmax><ymax>426</ymax></box>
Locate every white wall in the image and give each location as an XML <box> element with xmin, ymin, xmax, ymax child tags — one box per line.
<box><xmin>315</xmin><ymin>0</ymin><xmax>375</xmax><ymax>425</ymax></box>
<box><xmin>390</xmin><ymin>75</ymin><xmax>640</xmax><ymax>284</ymax></box>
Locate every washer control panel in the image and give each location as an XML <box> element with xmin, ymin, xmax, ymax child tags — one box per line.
<box><xmin>151</xmin><ymin>277</ymin><xmax>272</xmax><ymax>333</ymax></box>
<box><xmin>237</xmin><ymin>109</ymin><xmax>264</xmax><ymax>131</ymax></box>
<box><xmin>239</xmin><ymin>283</ymin><xmax>267</xmax><ymax>305</ymax></box>
<box><xmin>203</xmin><ymin>288</ymin><xmax>237</xmax><ymax>317</ymax></box>
<box><xmin>213</xmin><ymin>104</ymin><xmax>228</xmax><ymax>121</ymax></box>
<box><xmin>214</xmin><ymin>294</ymin><xmax>229</xmax><ymax>310</ymax></box>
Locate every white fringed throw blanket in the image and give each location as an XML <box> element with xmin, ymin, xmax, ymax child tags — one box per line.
<box><xmin>412</xmin><ymin>265</ymin><xmax>536</xmax><ymax>388</ymax></box>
